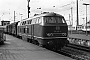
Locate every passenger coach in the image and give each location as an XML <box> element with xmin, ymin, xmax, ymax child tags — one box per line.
<box><xmin>6</xmin><ymin>21</ymin><xmax>19</xmax><ymax>36</ymax></box>
<box><xmin>17</xmin><ymin>12</ymin><xmax>69</xmax><ymax>49</ymax></box>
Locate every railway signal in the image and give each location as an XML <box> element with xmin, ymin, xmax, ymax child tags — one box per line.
<box><xmin>27</xmin><ymin>0</ymin><xmax>30</xmax><ymax>18</ymax></box>
<box><xmin>28</xmin><ymin>6</ymin><xmax>30</xmax><ymax>14</ymax></box>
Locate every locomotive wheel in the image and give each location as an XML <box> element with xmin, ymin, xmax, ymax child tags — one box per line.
<box><xmin>51</xmin><ymin>47</ymin><xmax>57</xmax><ymax>51</ymax></box>
<box><xmin>32</xmin><ymin>40</ymin><xmax>39</xmax><ymax>45</ymax></box>
<box><xmin>39</xmin><ymin>44</ymin><xmax>43</xmax><ymax>47</ymax></box>
<box><xmin>35</xmin><ymin>41</ymin><xmax>39</xmax><ymax>45</ymax></box>
<box><xmin>27</xmin><ymin>39</ymin><xmax>29</xmax><ymax>42</ymax></box>
<box><xmin>32</xmin><ymin>40</ymin><xmax>35</xmax><ymax>44</ymax></box>
<box><xmin>38</xmin><ymin>43</ymin><xmax>44</xmax><ymax>47</ymax></box>
<box><xmin>29</xmin><ymin>39</ymin><xmax>32</xmax><ymax>43</ymax></box>
<box><xmin>27</xmin><ymin>38</ymin><xmax>32</xmax><ymax>43</ymax></box>
<box><xmin>0</xmin><ymin>41</ymin><xmax>4</xmax><ymax>45</ymax></box>
<box><xmin>20</xmin><ymin>36</ymin><xmax>22</xmax><ymax>39</ymax></box>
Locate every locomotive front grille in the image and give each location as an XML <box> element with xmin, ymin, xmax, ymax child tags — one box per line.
<box><xmin>47</xmin><ymin>33</ymin><xmax>67</xmax><ymax>37</ymax></box>
<box><xmin>53</xmin><ymin>33</ymin><xmax>67</xmax><ymax>37</ymax></box>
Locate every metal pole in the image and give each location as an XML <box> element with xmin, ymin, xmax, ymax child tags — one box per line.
<box><xmin>83</xmin><ymin>3</ymin><xmax>90</xmax><ymax>36</ymax></box>
<box><xmin>27</xmin><ymin>0</ymin><xmax>30</xmax><ymax>18</ymax></box>
<box><xmin>86</xmin><ymin>5</ymin><xmax>87</xmax><ymax>36</ymax></box>
<box><xmin>76</xmin><ymin>0</ymin><xmax>79</xmax><ymax>30</ymax></box>
<box><xmin>14</xmin><ymin>11</ymin><xmax>15</xmax><ymax>22</ymax></box>
<box><xmin>28</xmin><ymin>1</ymin><xmax>29</xmax><ymax>18</ymax></box>
<box><xmin>69</xmin><ymin>14</ymin><xmax>72</xmax><ymax>34</ymax></box>
<box><xmin>76</xmin><ymin>0</ymin><xmax>79</xmax><ymax>26</ymax></box>
<box><xmin>71</xmin><ymin>7</ymin><xmax>73</xmax><ymax>26</ymax></box>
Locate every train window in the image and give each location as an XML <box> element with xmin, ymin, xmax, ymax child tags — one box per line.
<box><xmin>20</xmin><ymin>22</ymin><xmax>22</xmax><ymax>25</ymax></box>
<box><xmin>21</xmin><ymin>28</ymin><xmax>23</xmax><ymax>33</ymax></box>
<box><xmin>18</xmin><ymin>28</ymin><xmax>21</xmax><ymax>32</ymax></box>
<box><xmin>32</xmin><ymin>19</ymin><xmax>34</xmax><ymax>24</ymax></box>
<box><xmin>36</xmin><ymin>18</ymin><xmax>39</xmax><ymax>24</ymax></box>
<box><xmin>22</xmin><ymin>21</ymin><xmax>26</xmax><ymax>25</ymax></box>
<box><xmin>27</xmin><ymin>20</ymin><xmax>32</xmax><ymax>24</ymax></box>
<box><xmin>23</xmin><ymin>22</ymin><xmax>24</xmax><ymax>25</ymax></box>
<box><xmin>39</xmin><ymin>17</ymin><xmax>42</xmax><ymax>24</ymax></box>
<box><xmin>22</xmin><ymin>22</ymin><xmax>24</xmax><ymax>25</ymax></box>
<box><xmin>27</xmin><ymin>21</ymin><xmax>28</xmax><ymax>24</ymax></box>
<box><xmin>31</xmin><ymin>18</ymin><xmax>36</xmax><ymax>24</ymax></box>
<box><xmin>24</xmin><ymin>28</ymin><xmax>25</xmax><ymax>33</ymax></box>
<box><xmin>27</xmin><ymin>28</ymin><xmax>29</xmax><ymax>33</ymax></box>
<box><xmin>29</xmin><ymin>20</ymin><xmax>32</xmax><ymax>24</ymax></box>
<box><xmin>20</xmin><ymin>28</ymin><xmax>22</xmax><ymax>32</ymax></box>
<box><xmin>23</xmin><ymin>21</ymin><xmax>24</xmax><ymax>25</ymax></box>
<box><xmin>44</xmin><ymin>17</ymin><xmax>66</xmax><ymax>23</ymax></box>
<box><xmin>22</xmin><ymin>28</ymin><xmax>24</xmax><ymax>33</ymax></box>
<box><xmin>25</xmin><ymin>21</ymin><xmax>26</xmax><ymax>25</ymax></box>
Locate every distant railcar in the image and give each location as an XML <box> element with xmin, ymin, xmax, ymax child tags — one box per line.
<box><xmin>11</xmin><ymin>22</ymin><xmax>19</xmax><ymax>36</ymax></box>
<box><xmin>6</xmin><ymin>23</ymin><xmax>12</xmax><ymax>34</ymax></box>
<box><xmin>17</xmin><ymin>12</ymin><xmax>69</xmax><ymax>49</ymax></box>
<box><xmin>6</xmin><ymin>21</ymin><xmax>19</xmax><ymax>36</ymax></box>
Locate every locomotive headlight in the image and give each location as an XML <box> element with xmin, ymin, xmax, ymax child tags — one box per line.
<box><xmin>62</xmin><ymin>33</ymin><xmax>67</xmax><ymax>36</ymax></box>
<box><xmin>47</xmin><ymin>33</ymin><xmax>51</xmax><ymax>36</ymax></box>
<box><xmin>47</xmin><ymin>33</ymin><xmax>53</xmax><ymax>36</ymax></box>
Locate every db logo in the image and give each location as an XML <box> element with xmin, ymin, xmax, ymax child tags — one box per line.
<box><xmin>56</xmin><ymin>26</ymin><xmax>60</xmax><ymax>30</ymax></box>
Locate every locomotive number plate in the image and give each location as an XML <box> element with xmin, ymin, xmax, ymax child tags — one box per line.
<box><xmin>56</xmin><ymin>26</ymin><xmax>60</xmax><ymax>30</ymax></box>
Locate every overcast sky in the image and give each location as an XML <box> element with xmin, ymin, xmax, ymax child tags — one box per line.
<box><xmin>0</xmin><ymin>0</ymin><xmax>90</xmax><ymax>25</ymax></box>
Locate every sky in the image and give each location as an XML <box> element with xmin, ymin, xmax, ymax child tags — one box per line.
<box><xmin>0</xmin><ymin>0</ymin><xmax>90</xmax><ymax>26</ymax></box>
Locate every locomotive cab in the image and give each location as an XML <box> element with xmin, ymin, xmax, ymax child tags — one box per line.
<box><xmin>38</xmin><ymin>13</ymin><xmax>69</xmax><ymax>48</ymax></box>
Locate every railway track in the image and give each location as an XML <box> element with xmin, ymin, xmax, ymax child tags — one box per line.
<box><xmin>67</xmin><ymin>43</ymin><xmax>90</xmax><ymax>52</ymax></box>
<box><xmin>57</xmin><ymin>44</ymin><xmax>90</xmax><ymax>60</ymax></box>
<box><xmin>44</xmin><ymin>44</ymin><xmax>90</xmax><ymax>60</ymax></box>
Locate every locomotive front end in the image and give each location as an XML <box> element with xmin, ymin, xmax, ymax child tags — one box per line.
<box><xmin>42</xmin><ymin>14</ymin><xmax>69</xmax><ymax>49</ymax></box>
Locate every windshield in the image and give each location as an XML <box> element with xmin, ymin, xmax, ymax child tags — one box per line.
<box><xmin>44</xmin><ymin>16</ymin><xmax>66</xmax><ymax>24</ymax></box>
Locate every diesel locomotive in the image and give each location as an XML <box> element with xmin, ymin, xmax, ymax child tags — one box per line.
<box><xmin>6</xmin><ymin>12</ymin><xmax>69</xmax><ymax>49</ymax></box>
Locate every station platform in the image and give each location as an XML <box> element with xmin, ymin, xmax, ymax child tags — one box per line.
<box><xmin>0</xmin><ymin>35</ymin><xmax>74</xmax><ymax>60</ymax></box>
<box><xmin>68</xmin><ymin>34</ymin><xmax>90</xmax><ymax>40</ymax></box>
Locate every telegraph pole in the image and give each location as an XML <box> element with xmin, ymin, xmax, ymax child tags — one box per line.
<box><xmin>71</xmin><ymin>7</ymin><xmax>73</xmax><ymax>26</ymax></box>
<box><xmin>14</xmin><ymin>11</ymin><xmax>15</xmax><ymax>22</ymax></box>
<box><xmin>27</xmin><ymin>0</ymin><xmax>30</xmax><ymax>18</ymax></box>
<box><xmin>76</xmin><ymin>0</ymin><xmax>79</xmax><ymax>26</ymax></box>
